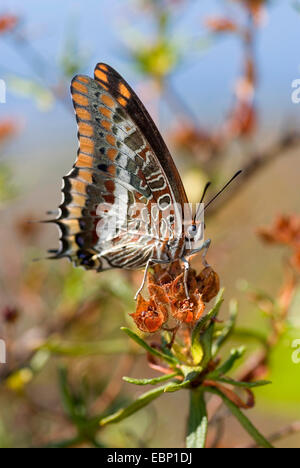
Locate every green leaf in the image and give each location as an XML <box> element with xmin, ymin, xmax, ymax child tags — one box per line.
<box><xmin>123</xmin><ymin>372</ymin><xmax>180</xmax><ymax>386</ymax></box>
<box><xmin>58</xmin><ymin>367</ymin><xmax>88</xmax><ymax>428</ymax></box>
<box><xmin>121</xmin><ymin>327</ymin><xmax>178</xmax><ymax>366</ymax></box>
<box><xmin>0</xmin><ymin>163</ymin><xmax>17</xmax><ymax>204</ymax></box>
<box><xmin>199</xmin><ymin>321</ymin><xmax>214</xmax><ymax>369</ymax></box>
<box><xmin>207</xmin><ymin>347</ymin><xmax>245</xmax><ymax>380</ymax></box>
<box><xmin>205</xmin><ymin>387</ymin><xmax>273</xmax><ymax>448</ymax></box>
<box><xmin>100</xmin><ymin>384</ymin><xmax>168</xmax><ymax>426</ymax></box>
<box><xmin>164</xmin><ymin>380</ymin><xmax>193</xmax><ymax>393</ymax></box>
<box><xmin>164</xmin><ymin>365</ymin><xmax>204</xmax><ymax>393</ymax></box>
<box><xmin>191</xmin><ymin>288</ymin><xmax>224</xmax><ymax>365</ymax></box>
<box><xmin>215</xmin><ymin>377</ymin><xmax>271</xmax><ymax>388</ymax></box>
<box><xmin>58</xmin><ymin>367</ymin><xmax>77</xmax><ymax>421</ymax></box>
<box><xmin>186</xmin><ymin>389</ymin><xmax>208</xmax><ymax>448</ymax></box>
<box><xmin>40</xmin><ymin>339</ymin><xmax>132</xmax><ymax>356</ymax></box>
<box><xmin>232</xmin><ymin>328</ymin><xmax>268</xmax><ymax>346</ymax></box>
<box><xmin>212</xmin><ymin>299</ymin><xmax>238</xmax><ymax>355</ymax></box>
<box><xmin>8</xmin><ymin>75</ymin><xmax>54</xmax><ymax>111</ymax></box>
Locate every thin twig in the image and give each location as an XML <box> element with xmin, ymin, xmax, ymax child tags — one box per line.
<box><xmin>91</xmin><ymin>354</ymin><xmax>135</xmax><ymax>414</ymax></box>
<box><xmin>206</xmin><ymin>132</ymin><xmax>300</xmax><ymax>217</ymax></box>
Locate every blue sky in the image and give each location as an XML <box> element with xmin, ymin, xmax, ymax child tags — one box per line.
<box><xmin>0</xmin><ymin>0</ymin><xmax>300</xmax><ymax>184</ymax></box>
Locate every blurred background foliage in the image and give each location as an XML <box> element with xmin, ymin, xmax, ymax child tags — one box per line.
<box><xmin>0</xmin><ymin>0</ymin><xmax>300</xmax><ymax>447</ymax></box>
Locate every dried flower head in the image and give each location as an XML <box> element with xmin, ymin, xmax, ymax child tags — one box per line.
<box><xmin>131</xmin><ymin>293</ymin><xmax>168</xmax><ymax>333</ymax></box>
<box><xmin>258</xmin><ymin>214</ymin><xmax>300</xmax><ymax>272</ymax></box>
<box><xmin>197</xmin><ymin>266</ymin><xmax>220</xmax><ymax>303</ymax></box>
<box><xmin>132</xmin><ymin>262</ymin><xmax>219</xmax><ymax>333</ymax></box>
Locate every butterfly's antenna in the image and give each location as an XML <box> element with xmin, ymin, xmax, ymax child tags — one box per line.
<box><xmin>193</xmin><ymin>181</ymin><xmax>211</xmax><ymax>222</ymax></box>
<box><xmin>200</xmin><ymin>181</ymin><xmax>211</xmax><ymax>204</ymax></box>
<box><xmin>204</xmin><ymin>170</ymin><xmax>242</xmax><ymax>212</ymax></box>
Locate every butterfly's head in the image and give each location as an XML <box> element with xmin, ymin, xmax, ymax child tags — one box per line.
<box><xmin>184</xmin><ymin>220</ymin><xmax>205</xmax><ymax>255</ymax></box>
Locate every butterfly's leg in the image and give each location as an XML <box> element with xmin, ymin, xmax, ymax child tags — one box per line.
<box><xmin>201</xmin><ymin>238</ymin><xmax>211</xmax><ymax>267</ymax></box>
<box><xmin>181</xmin><ymin>257</ymin><xmax>190</xmax><ymax>299</ymax></box>
<box><xmin>134</xmin><ymin>258</ymin><xmax>153</xmax><ymax>301</ymax></box>
<box><xmin>134</xmin><ymin>257</ymin><xmax>172</xmax><ymax>300</ymax></box>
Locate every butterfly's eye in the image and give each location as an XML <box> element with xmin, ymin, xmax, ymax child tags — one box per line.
<box><xmin>187</xmin><ymin>224</ymin><xmax>197</xmax><ymax>238</ymax></box>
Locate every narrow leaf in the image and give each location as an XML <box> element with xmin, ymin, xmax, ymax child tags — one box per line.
<box><xmin>206</xmin><ymin>387</ymin><xmax>273</xmax><ymax>448</ymax></box>
<box><xmin>191</xmin><ymin>289</ymin><xmax>224</xmax><ymax>365</ymax></box>
<box><xmin>58</xmin><ymin>367</ymin><xmax>77</xmax><ymax>421</ymax></box>
<box><xmin>121</xmin><ymin>327</ymin><xmax>178</xmax><ymax>366</ymax></box>
<box><xmin>232</xmin><ymin>328</ymin><xmax>268</xmax><ymax>345</ymax></box>
<box><xmin>164</xmin><ymin>380</ymin><xmax>192</xmax><ymax>393</ymax></box>
<box><xmin>100</xmin><ymin>384</ymin><xmax>168</xmax><ymax>426</ymax></box>
<box><xmin>123</xmin><ymin>372</ymin><xmax>179</xmax><ymax>386</ymax></box>
<box><xmin>215</xmin><ymin>377</ymin><xmax>271</xmax><ymax>388</ymax></box>
<box><xmin>207</xmin><ymin>347</ymin><xmax>245</xmax><ymax>380</ymax></box>
<box><xmin>186</xmin><ymin>389</ymin><xmax>208</xmax><ymax>448</ymax></box>
<box><xmin>212</xmin><ymin>299</ymin><xmax>238</xmax><ymax>355</ymax></box>
<box><xmin>40</xmin><ymin>339</ymin><xmax>133</xmax><ymax>356</ymax></box>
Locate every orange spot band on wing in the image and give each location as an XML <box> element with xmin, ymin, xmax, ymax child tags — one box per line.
<box><xmin>78</xmin><ymin>121</ymin><xmax>94</xmax><ymax>137</ymax></box>
<box><xmin>106</xmin><ymin>134</ymin><xmax>116</xmax><ymax>146</ymax></box>
<box><xmin>101</xmin><ymin>94</ymin><xmax>115</xmax><ymax>108</ymax></box>
<box><xmin>119</xmin><ymin>83</ymin><xmax>131</xmax><ymax>99</ymax></box>
<box><xmin>75</xmin><ymin>153</ymin><xmax>93</xmax><ymax>168</ymax></box>
<box><xmin>72</xmin><ymin>93</ymin><xmax>89</xmax><ymax>107</ymax></box>
<box><xmin>95</xmin><ymin>68</ymin><xmax>108</xmax><ymax>83</ymax></box>
<box><xmin>99</xmin><ymin>106</ymin><xmax>112</xmax><ymax>119</ymax></box>
<box><xmin>62</xmin><ymin>219</ymin><xmax>80</xmax><ymax>235</ymax></box>
<box><xmin>107</xmin><ymin>148</ymin><xmax>118</xmax><ymax>161</ymax></box>
<box><xmin>98</xmin><ymin>64</ymin><xmax>108</xmax><ymax>71</ymax></box>
<box><xmin>101</xmin><ymin>120</ymin><xmax>112</xmax><ymax>131</ymax></box>
<box><xmin>77</xmin><ymin>76</ymin><xmax>89</xmax><ymax>84</ymax></box>
<box><xmin>71</xmin><ymin>194</ymin><xmax>86</xmax><ymax>207</ymax></box>
<box><xmin>78</xmin><ymin>169</ymin><xmax>93</xmax><ymax>184</ymax></box>
<box><xmin>79</xmin><ymin>136</ymin><xmax>94</xmax><ymax>154</ymax></box>
<box><xmin>66</xmin><ymin>237</ymin><xmax>77</xmax><ymax>251</ymax></box>
<box><xmin>117</xmin><ymin>97</ymin><xmax>127</xmax><ymax>107</ymax></box>
<box><xmin>71</xmin><ymin>179</ymin><xmax>87</xmax><ymax>195</ymax></box>
<box><xmin>72</xmin><ymin>81</ymin><xmax>88</xmax><ymax>94</ymax></box>
<box><xmin>76</xmin><ymin>108</ymin><xmax>92</xmax><ymax>121</ymax></box>
<box><xmin>67</xmin><ymin>206</ymin><xmax>83</xmax><ymax>218</ymax></box>
<box><xmin>108</xmin><ymin>165</ymin><xmax>116</xmax><ymax>176</ymax></box>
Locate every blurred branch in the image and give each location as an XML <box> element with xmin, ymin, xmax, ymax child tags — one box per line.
<box><xmin>206</xmin><ymin>132</ymin><xmax>300</xmax><ymax>217</ymax></box>
<box><xmin>91</xmin><ymin>354</ymin><xmax>135</xmax><ymax>414</ymax></box>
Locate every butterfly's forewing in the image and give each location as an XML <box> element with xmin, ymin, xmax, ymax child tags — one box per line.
<box><xmin>52</xmin><ymin>64</ymin><xmax>188</xmax><ymax>271</ymax></box>
<box><xmin>93</xmin><ymin>64</ymin><xmax>188</xmax><ymax>206</ymax></box>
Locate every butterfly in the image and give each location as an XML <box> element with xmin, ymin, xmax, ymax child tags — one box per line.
<box><xmin>47</xmin><ymin>63</ymin><xmax>240</xmax><ymax>299</ymax></box>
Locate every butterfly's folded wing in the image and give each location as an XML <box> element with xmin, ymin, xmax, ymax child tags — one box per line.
<box><xmin>51</xmin><ymin>64</ymin><xmax>188</xmax><ymax>271</ymax></box>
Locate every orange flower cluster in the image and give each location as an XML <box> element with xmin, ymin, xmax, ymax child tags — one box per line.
<box><xmin>0</xmin><ymin>120</ymin><xmax>17</xmax><ymax>143</ymax></box>
<box><xmin>258</xmin><ymin>215</ymin><xmax>300</xmax><ymax>272</ymax></box>
<box><xmin>241</xmin><ymin>0</ymin><xmax>265</xmax><ymax>22</ymax></box>
<box><xmin>170</xmin><ymin>122</ymin><xmax>220</xmax><ymax>157</ymax></box>
<box><xmin>205</xmin><ymin>17</ymin><xmax>238</xmax><ymax>34</ymax></box>
<box><xmin>131</xmin><ymin>263</ymin><xmax>220</xmax><ymax>333</ymax></box>
<box><xmin>0</xmin><ymin>15</ymin><xmax>18</xmax><ymax>34</ymax></box>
